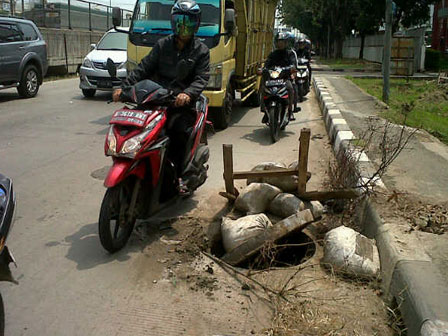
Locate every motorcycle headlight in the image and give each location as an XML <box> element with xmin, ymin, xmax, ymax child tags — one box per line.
<box><xmin>269</xmin><ymin>70</ymin><xmax>280</xmax><ymax>79</ymax></box>
<box><xmin>82</xmin><ymin>58</ymin><xmax>93</xmax><ymax>68</ymax></box>
<box><xmin>106</xmin><ymin>127</ymin><xmax>117</xmax><ymax>155</ymax></box>
<box><xmin>119</xmin><ymin>115</ymin><xmax>161</xmax><ymax>157</ymax></box>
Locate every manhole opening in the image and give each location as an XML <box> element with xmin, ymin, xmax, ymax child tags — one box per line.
<box><xmin>210</xmin><ymin>230</ymin><xmax>316</xmax><ymax>270</ymax></box>
<box><xmin>240</xmin><ymin>231</ymin><xmax>316</xmax><ymax>270</ymax></box>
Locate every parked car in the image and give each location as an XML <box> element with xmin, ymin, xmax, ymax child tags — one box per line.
<box><xmin>0</xmin><ymin>16</ymin><xmax>48</xmax><ymax>98</ymax></box>
<box><xmin>79</xmin><ymin>28</ymin><xmax>128</xmax><ymax>98</ymax></box>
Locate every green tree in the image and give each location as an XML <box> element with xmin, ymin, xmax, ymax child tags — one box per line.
<box><xmin>393</xmin><ymin>0</ymin><xmax>438</xmax><ymax>32</ymax></box>
<box><xmin>354</xmin><ymin>0</ymin><xmax>385</xmax><ymax>59</ymax></box>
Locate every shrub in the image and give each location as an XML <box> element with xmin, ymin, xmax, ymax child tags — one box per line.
<box><xmin>425</xmin><ymin>48</ymin><xmax>441</xmax><ymax>71</ymax></box>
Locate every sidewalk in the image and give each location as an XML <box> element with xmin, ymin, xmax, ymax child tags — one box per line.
<box><xmin>313</xmin><ymin>74</ymin><xmax>448</xmax><ymax>335</ymax></box>
<box><xmin>312</xmin><ymin>60</ymin><xmax>438</xmax><ymax>80</ymax></box>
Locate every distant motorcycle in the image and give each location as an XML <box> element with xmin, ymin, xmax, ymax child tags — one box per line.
<box><xmin>261</xmin><ymin>66</ymin><xmax>294</xmax><ymax>143</ymax></box>
<box><xmin>98</xmin><ymin>59</ymin><xmax>210</xmax><ymax>253</ymax></box>
<box><xmin>0</xmin><ymin>173</ymin><xmax>18</xmax><ymax>336</ymax></box>
<box><xmin>296</xmin><ymin>58</ymin><xmax>310</xmax><ymax>102</ymax></box>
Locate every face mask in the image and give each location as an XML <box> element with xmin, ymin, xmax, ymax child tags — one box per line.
<box><xmin>172</xmin><ymin>14</ymin><xmax>197</xmax><ymax>37</ymax></box>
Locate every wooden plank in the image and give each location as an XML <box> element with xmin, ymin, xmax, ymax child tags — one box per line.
<box><xmin>233</xmin><ymin>169</ymin><xmax>312</xmax><ymax>180</ymax></box>
<box><xmin>223</xmin><ymin>144</ymin><xmax>235</xmax><ymax>196</ymax></box>
<box><xmin>221</xmin><ymin>210</ymin><xmax>315</xmax><ymax>266</ymax></box>
<box><xmin>298</xmin><ymin>128</ymin><xmax>311</xmax><ymax>195</ymax></box>
<box><xmin>219</xmin><ymin>191</ymin><xmax>237</xmax><ymax>202</ymax></box>
<box><xmin>299</xmin><ymin>189</ymin><xmax>359</xmax><ymax>201</ymax></box>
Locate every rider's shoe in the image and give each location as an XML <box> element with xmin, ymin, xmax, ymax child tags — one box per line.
<box><xmin>262</xmin><ymin>114</ymin><xmax>268</xmax><ymax>123</ymax></box>
<box><xmin>294</xmin><ymin>106</ymin><xmax>301</xmax><ymax>113</ymax></box>
<box><xmin>289</xmin><ymin>113</ymin><xmax>296</xmax><ymax>121</ymax></box>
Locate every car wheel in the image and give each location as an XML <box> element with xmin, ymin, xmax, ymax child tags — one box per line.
<box><xmin>17</xmin><ymin>65</ymin><xmax>40</xmax><ymax>98</ymax></box>
<box><xmin>82</xmin><ymin>89</ymin><xmax>96</xmax><ymax>98</ymax></box>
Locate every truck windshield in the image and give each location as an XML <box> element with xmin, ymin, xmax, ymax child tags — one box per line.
<box><xmin>131</xmin><ymin>0</ymin><xmax>220</xmax><ymax>38</ymax></box>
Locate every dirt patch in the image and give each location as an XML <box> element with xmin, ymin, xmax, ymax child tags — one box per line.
<box><xmin>373</xmin><ymin>192</ymin><xmax>448</xmax><ymax>234</ymax></box>
<box><xmin>136</xmin><ymin>210</ymin><xmax>397</xmax><ymax>335</ymax></box>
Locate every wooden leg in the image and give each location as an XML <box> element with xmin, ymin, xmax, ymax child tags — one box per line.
<box><xmin>223</xmin><ymin>144</ymin><xmax>236</xmax><ymax>196</ymax></box>
<box><xmin>298</xmin><ymin>128</ymin><xmax>311</xmax><ymax>195</ymax></box>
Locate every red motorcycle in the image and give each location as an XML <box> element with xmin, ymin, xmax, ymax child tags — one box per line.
<box><xmin>99</xmin><ymin>61</ymin><xmax>210</xmax><ymax>253</ymax></box>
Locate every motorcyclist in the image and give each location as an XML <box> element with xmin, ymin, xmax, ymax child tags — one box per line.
<box><xmin>287</xmin><ymin>32</ymin><xmax>301</xmax><ymax>114</ymax></box>
<box><xmin>112</xmin><ymin>0</ymin><xmax>210</xmax><ymax>194</ymax></box>
<box><xmin>295</xmin><ymin>37</ymin><xmax>312</xmax><ymax>81</ymax></box>
<box><xmin>261</xmin><ymin>32</ymin><xmax>297</xmax><ymax>123</ymax></box>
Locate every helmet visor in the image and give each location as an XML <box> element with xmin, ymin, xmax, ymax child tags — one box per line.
<box><xmin>172</xmin><ymin>14</ymin><xmax>198</xmax><ymax>37</ymax></box>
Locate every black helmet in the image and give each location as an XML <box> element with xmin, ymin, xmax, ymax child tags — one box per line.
<box><xmin>171</xmin><ymin>0</ymin><xmax>201</xmax><ymax>37</ymax></box>
<box><xmin>275</xmin><ymin>32</ymin><xmax>289</xmax><ymax>42</ymax></box>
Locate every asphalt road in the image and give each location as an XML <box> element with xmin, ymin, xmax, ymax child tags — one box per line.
<box><xmin>0</xmin><ymin>79</ymin><xmax>331</xmax><ymax>335</ymax></box>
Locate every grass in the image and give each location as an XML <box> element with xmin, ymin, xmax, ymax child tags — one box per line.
<box><xmin>348</xmin><ymin>77</ymin><xmax>448</xmax><ymax>144</ymax></box>
<box><xmin>319</xmin><ymin>58</ymin><xmax>381</xmax><ymax>70</ymax></box>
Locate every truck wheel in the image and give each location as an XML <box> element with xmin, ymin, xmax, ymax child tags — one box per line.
<box><xmin>214</xmin><ymin>81</ymin><xmax>234</xmax><ymax>129</ymax></box>
<box><xmin>17</xmin><ymin>65</ymin><xmax>40</xmax><ymax>98</ymax></box>
<box><xmin>82</xmin><ymin>89</ymin><xmax>96</xmax><ymax>98</ymax></box>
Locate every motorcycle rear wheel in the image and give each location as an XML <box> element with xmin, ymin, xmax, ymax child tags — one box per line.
<box><xmin>98</xmin><ymin>181</ymin><xmax>136</xmax><ymax>253</ymax></box>
<box><xmin>269</xmin><ymin>105</ymin><xmax>280</xmax><ymax>143</ymax></box>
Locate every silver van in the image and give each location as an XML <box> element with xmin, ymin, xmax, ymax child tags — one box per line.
<box><xmin>79</xmin><ymin>28</ymin><xmax>128</xmax><ymax>98</ymax></box>
<box><xmin>0</xmin><ymin>17</ymin><xmax>48</xmax><ymax>98</ymax></box>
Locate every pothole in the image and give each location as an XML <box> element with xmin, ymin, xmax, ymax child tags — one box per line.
<box><xmin>211</xmin><ymin>230</ymin><xmax>316</xmax><ymax>270</ymax></box>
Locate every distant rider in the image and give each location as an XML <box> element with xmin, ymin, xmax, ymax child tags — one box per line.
<box><xmin>113</xmin><ymin>0</ymin><xmax>210</xmax><ymax>195</ymax></box>
<box><xmin>261</xmin><ymin>32</ymin><xmax>297</xmax><ymax>122</ymax></box>
<box><xmin>295</xmin><ymin>37</ymin><xmax>312</xmax><ymax>81</ymax></box>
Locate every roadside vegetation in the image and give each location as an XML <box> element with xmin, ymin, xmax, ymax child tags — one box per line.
<box><xmin>319</xmin><ymin>58</ymin><xmax>381</xmax><ymax>70</ymax></box>
<box><xmin>348</xmin><ymin>77</ymin><xmax>448</xmax><ymax>144</ymax></box>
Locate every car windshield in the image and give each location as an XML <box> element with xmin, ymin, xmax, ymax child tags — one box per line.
<box><xmin>132</xmin><ymin>0</ymin><xmax>220</xmax><ymax>37</ymax></box>
<box><xmin>97</xmin><ymin>32</ymin><xmax>128</xmax><ymax>50</ymax></box>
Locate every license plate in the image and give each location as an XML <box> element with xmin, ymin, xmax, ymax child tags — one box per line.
<box><xmin>98</xmin><ymin>79</ymin><xmax>113</xmax><ymax>88</ymax></box>
<box><xmin>266</xmin><ymin>79</ymin><xmax>283</xmax><ymax>86</ymax></box>
<box><xmin>110</xmin><ymin>109</ymin><xmax>151</xmax><ymax>127</ymax></box>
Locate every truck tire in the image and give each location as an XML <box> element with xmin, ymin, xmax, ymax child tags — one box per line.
<box><xmin>213</xmin><ymin>81</ymin><xmax>234</xmax><ymax>129</ymax></box>
<box><xmin>17</xmin><ymin>65</ymin><xmax>40</xmax><ymax>98</ymax></box>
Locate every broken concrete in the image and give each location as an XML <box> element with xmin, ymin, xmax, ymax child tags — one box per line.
<box><xmin>222</xmin><ymin>210</ymin><xmax>314</xmax><ymax>266</ymax></box>
<box><xmin>235</xmin><ymin>183</ymin><xmax>282</xmax><ymax>215</ymax></box>
<box><xmin>322</xmin><ymin>226</ymin><xmax>380</xmax><ymax>279</ymax></box>
<box><xmin>268</xmin><ymin>193</ymin><xmax>305</xmax><ymax>218</ymax></box>
<box><xmin>221</xmin><ymin>214</ymin><xmax>273</xmax><ymax>253</ymax></box>
<box><xmin>246</xmin><ymin>162</ymin><xmax>299</xmax><ymax>192</ymax></box>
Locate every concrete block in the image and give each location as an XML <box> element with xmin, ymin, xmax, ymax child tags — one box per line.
<box><xmin>329</xmin><ymin>118</ymin><xmax>348</xmax><ymax>140</ymax></box>
<box><xmin>392</xmin><ymin>261</ymin><xmax>448</xmax><ymax>336</ymax></box>
<box><xmin>334</xmin><ymin>131</ymin><xmax>354</xmax><ymax>154</ymax></box>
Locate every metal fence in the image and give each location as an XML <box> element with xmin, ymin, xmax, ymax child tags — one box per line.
<box><xmin>3</xmin><ymin>0</ymin><xmax>132</xmax><ymax>31</ymax></box>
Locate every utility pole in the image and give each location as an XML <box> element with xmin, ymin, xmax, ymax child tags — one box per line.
<box><xmin>383</xmin><ymin>0</ymin><xmax>393</xmax><ymax>103</ymax></box>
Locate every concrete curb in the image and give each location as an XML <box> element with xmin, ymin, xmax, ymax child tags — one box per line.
<box><xmin>313</xmin><ymin>76</ymin><xmax>448</xmax><ymax>336</ymax></box>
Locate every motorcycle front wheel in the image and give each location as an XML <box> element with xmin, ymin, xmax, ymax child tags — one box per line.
<box><xmin>98</xmin><ymin>181</ymin><xmax>136</xmax><ymax>253</ymax></box>
<box><xmin>268</xmin><ymin>104</ymin><xmax>280</xmax><ymax>143</ymax></box>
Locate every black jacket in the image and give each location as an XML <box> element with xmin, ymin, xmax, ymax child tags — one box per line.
<box><xmin>123</xmin><ymin>35</ymin><xmax>210</xmax><ymax>101</ymax></box>
<box><xmin>295</xmin><ymin>48</ymin><xmax>311</xmax><ymax>61</ymax></box>
<box><xmin>265</xmin><ymin>49</ymin><xmax>296</xmax><ymax>69</ymax></box>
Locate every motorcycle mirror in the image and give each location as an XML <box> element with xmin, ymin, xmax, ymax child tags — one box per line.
<box><xmin>106</xmin><ymin>58</ymin><xmax>117</xmax><ymax>79</ymax></box>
